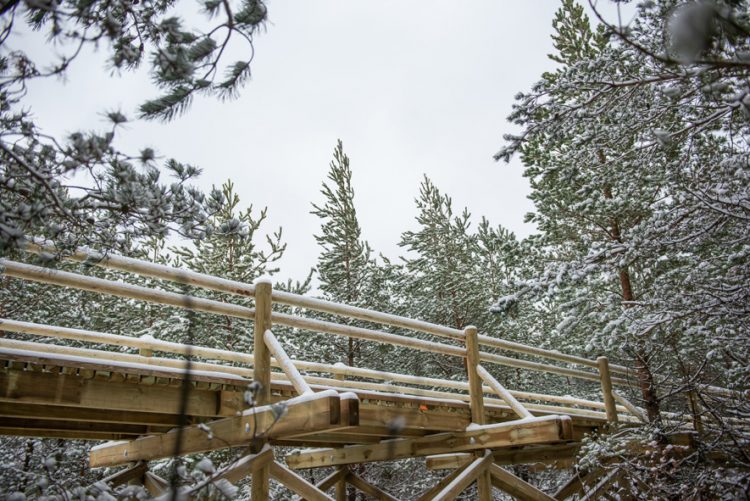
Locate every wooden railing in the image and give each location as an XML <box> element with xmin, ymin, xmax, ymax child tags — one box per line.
<box><xmin>0</xmin><ymin>240</ymin><xmax>660</xmax><ymax>425</ymax></box>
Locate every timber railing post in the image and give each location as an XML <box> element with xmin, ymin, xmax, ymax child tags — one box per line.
<box><xmin>252</xmin><ymin>279</ymin><xmax>272</xmax><ymax>500</ymax></box>
<box><xmin>465</xmin><ymin>325</ymin><xmax>492</xmax><ymax>501</ymax></box>
<box><xmin>597</xmin><ymin>356</ymin><xmax>619</xmax><ymax>424</ymax></box>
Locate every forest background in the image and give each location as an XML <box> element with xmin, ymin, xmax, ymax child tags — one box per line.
<box><xmin>0</xmin><ymin>0</ymin><xmax>748</xmax><ymax>499</ymax></box>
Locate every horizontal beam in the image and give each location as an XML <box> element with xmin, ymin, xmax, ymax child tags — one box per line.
<box><xmin>89</xmin><ymin>391</ymin><xmax>344</xmax><ymax>467</ymax></box>
<box><xmin>0</xmin><ymin>259</ymin><xmax>255</xmax><ymax>321</ymax></box>
<box><xmin>0</xmin><ymin>367</ymin><xmax>234</xmax><ymax>416</ymax></box>
<box><xmin>426</xmin><ymin>443</ymin><xmax>582</xmax><ymax>470</ymax></box>
<box><xmin>286</xmin><ymin>415</ymin><xmax>572</xmax><ymax>469</ymax></box>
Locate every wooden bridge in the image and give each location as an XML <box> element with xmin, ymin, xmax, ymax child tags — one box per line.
<box><xmin>0</xmin><ymin>239</ymin><xmax>735</xmax><ymax>500</ymax></box>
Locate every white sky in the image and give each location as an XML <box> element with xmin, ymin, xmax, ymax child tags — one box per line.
<box><xmin>18</xmin><ymin>1</ymin><xmax>627</xmax><ymax>285</ymax></box>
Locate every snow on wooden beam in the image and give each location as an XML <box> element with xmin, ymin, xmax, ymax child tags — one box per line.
<box><xmin>0</xmin><ymin>259</ymin><xmax>255</xmax><ymax>321</ymax></box>
<box><xmin>286</xmin><ymin>415</ymin><xmax>573</xmax><ymax>469</ymax></box>
<box><xmin>264</xmin><ymin>329</ymin><xmax>312</xmax><ymax>396</ymax></box>
<box><xmin>426</xmin><ymin>443</ymin><xmax>582</xmax><ymax>470</ymax></box>
<box><xmin>89</xmin><ymin>390</ymin><xmax>343</xmax><ymax>467</ymax></box>
<box><xmin>476</xmin><ymin>365</ymin><xmax>532</xmax><ymax>419</ymax></box>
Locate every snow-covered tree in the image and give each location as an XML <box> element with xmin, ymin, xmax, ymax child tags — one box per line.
<box><xmin>0</xmin><ymin>0</ymin><xmax>268</xmax><ymax>252</ymax></box>
<box><xmin>497</xmin><ymin>0</ymin><xmax>749</xmax><ymax>494</ymax></box>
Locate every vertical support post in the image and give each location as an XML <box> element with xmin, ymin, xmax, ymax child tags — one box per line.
<box><xmin>252</xmin><ymin>279</ymin><xmax>272</xmax><ymax>500</ymax></box>
<box><xmin>335</xmin><ymin>466</ymin><xmax>347</xmax><ymax>501</ymax></box>
<box><xmin>465</xmin><ymin>325</ymin><xmax>492</xmax><ymax>501</ymax></box>
<box><xmin>597</xmin><ymin>356</ymin><xmax>618</xmax><ymax>424</ymax></box>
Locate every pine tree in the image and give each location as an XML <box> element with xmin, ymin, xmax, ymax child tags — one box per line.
<box><xmin>311</xmin><ymin>140</ymin><xmax>373</xmax><ymax>367</ymax></box>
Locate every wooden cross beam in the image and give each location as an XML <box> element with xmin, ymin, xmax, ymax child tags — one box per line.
<box><xmin>488</xmin><ymin>463</ymin><xmax>555</xmax><ymax>501</ymax></box>
<box><xmin>345</xmin><ymin>472</ymin><xmax>400</xmax><ymax>501</ymax></box>
<box><xmin>426</xmin><ymin>443</ymin><xmax>582</xmax><ymax>470</ymax></box>
<box><xmin>431</xmin><ymin>451</ymin><xmax>493</xmax><ymax>501</ymax></box>
<box><xmin>286</xmin><ymin>415</ymin><xmax>572</xmax><ymax>469</ymax></box>
<box><xmin>270</xmin><ymin>460</ymin><xmax>334</xmax><ymax>501</ymax></box>
<box><xmin>90</xmin><ymin>390</ymin><xmax>345</xmax><ymax>467</ymax></box>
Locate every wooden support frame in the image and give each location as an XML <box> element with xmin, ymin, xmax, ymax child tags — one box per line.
<box><xmin>426</xmin><ymin>443</ymin><xmax>582</xmax><ymax>470</ymax></box>
<box><xmin>270</xmin><ymin>460</ymin><xmax>334</xmax><ymax>501</ymax></box>
<box><xmin>431</xmin><ymin>451</ymin><xmax>492</xmax><ymax>501</ymax></box>
<box><xmin>89</xmin><ymin>390</ymin><xmax>343</xmax><ymax>467</ymax></box>
<box><xmin>286</xmin><ymin>415</ymin><xmax>572</xmax><ymax>469</ymax></box>
<box><xmin>488</xmin><ymin>463</ymin><xmax>555</xmax><ymax>501</ymax></box>
<box><xmin>344</xmin><ymin>472</ymin><xmax>399</xmax><ymax>501</ymax></box>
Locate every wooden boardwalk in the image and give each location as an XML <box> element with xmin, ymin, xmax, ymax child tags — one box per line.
<box><xmin>0</xmin><ymin>239</ymin><xmax>733</xmax><ymax>499</ymax></box>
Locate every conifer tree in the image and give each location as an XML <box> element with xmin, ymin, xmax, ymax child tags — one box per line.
<box><xmin>311</xmin><ymin>140</ymin><xmax>373</xmax><ymax>367</ymax></box>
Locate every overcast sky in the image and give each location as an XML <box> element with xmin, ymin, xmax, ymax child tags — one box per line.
<box><xmin>20</xmin><ymin>1</ymin><xmax>626</xmax><ymax>285</ymax></box>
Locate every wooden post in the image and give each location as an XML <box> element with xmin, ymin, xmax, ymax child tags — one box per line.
<box><xmin>597</xmin><ymin>356</ymin><xmax>618</xmax><ymax>424</ymax></box>
<box><xmin>465</xmin><ymin>326</ymin><xmax>491</xmax><ymax>501</ymax></box>
<box><xmin>252</xmin><ymin>279</ymin><xmax>272</xmax><ymax>500</ymax></box>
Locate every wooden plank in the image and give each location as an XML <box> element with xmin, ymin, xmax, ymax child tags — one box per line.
<box><xmin>416</xmin><ymin>465</ymin><xmax>470</xmax><ymax>501</ymax></box>
<box><xmin>0</xmin><ymin>428</ymin><xmax>131</xmax><ymax>440</ymax></box>
<box><xmin>0</xmin><ymin>368</ymin><xmax>228</xmax><ymax>417</ymax></box>
<box><xmin>0</xmin><ymin>401</ymin><xmax>183</xmax><ymax>427</ymax></box>
<box><xmin>427</xmin><ymin>444</ymin><xmax>582</xmax><ymax>470</ymax></box>
<box><xmin>286</xmin><ymin>415</ymin><xmax>572</xmax><ymax>469</ymax></box>
<box><xmin>346</xmin><ymin>472</ymin><xmax>400</xmax><ymax>501</ymax></box>
<box><xmin>90</xmin><ymin>391</ymin><xmax>342</xmax><ymax>467</ymax></box>
<box><xmin>488</xmin><ymin>463</ymin><xmax>555</xmax><ymax>501</ymax></box>
<box><xmin>185</xmin><ymin>447</ymin><xmax>274</xmax><ymax>493</ymax></box>
<box><xmin>432</xmin><ymin>451</ymin><xmax>492</xmax><ymax>501</ymax></box>
<box><xmin>580</xmin><ymin>468</ymin><xmax>621</xmax><ymax>501</ymax></box>
<box><xmin>270</xmin><ymin>460</ymin><xmax>333</xmax><ymax>501</ymax></box>
<box><xmin>0</xmin><ymin>417</ymin><xmax>162</xmax><ymax>435</ymax></box>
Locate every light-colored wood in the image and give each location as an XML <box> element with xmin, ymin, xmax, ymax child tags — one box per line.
<box><xmin>416</xmin><ymin>464</ymin><xmax>470</xmax><ymax>501</ymax></box>
<box><xmin>432</xmin><ymin>451</ymin><xmax>492</xmax><ymax>501</ymax></box>
<box><xmin>597</xmin><ymin>357</ymin><xmax>618</xmax><ymax>423</ymax></box>
<box><xmin>335</xmin><ymin>467</ymin><xmax>348</xmax><ymax>501</ymax></box>
<box><xmin>345</xmin><ymin>471</ymin><xmax>400</xmax><ymax>501</ymax></box>
<box><xmin>99</xmin><ymin>461</ymin><xmax>148</xmax><ymax>487</ymax></box>
<box><xmin>0</xmin><ymin>367</ymin><xmax>227</xmax><ymax>416</ymax></box>
<box><xmin>285</xmin><ymin>415</ymin><xmax>572</xmax><ymax>469</ymax></box>
<box><xmin>612</xmin><ymin>391</ymin><xmax>647</xmax><ymax>423</ymax></box>
<box><xmin>309</xmin><ymin>467</ymin><xmax>348</xmax><ymax>494</ymax></box>
<box><xmin>488</xmin><ymin>463</ymin><xmax>555</xmax><ymax>501</ymax></box>
<box><xmin>271</xmin><ymin>312</ymin><xmax>465</xmax><ymax>359</ymax></box>
<box><xmin>0</xmin><ymin>401</ymin><xmax>182</xmax><ymax>427</ymax></box>
<box><xmin>252</xmin><ymin>280</ymin><xmax>273</xmax><ymax>501</ymax></box>
<box><xmin>264</xmin><ymin>329</ymin><xmax>312</xmax><ymax>396</ymax></box>
<box><xmin>270</xmin><ymin>460</ymin><xmax>334</xmax><ymax>501</ymax></box>
<box><xmin>142</xmin><ymin>471</ymin><xmax>169</xmax><ymax>497</ymax></box>
<box><xmin>464</xmin><ymin>326</ymin><xmax>492</xmax><ymax>501</ymax></box>
<box><xmin>0</xmin><ymin>319</ymin><xmax>630</xmax><ymax>414</ymax></box>
<box><xmin>89</xmin><ymin>391</ymin><xmax>341</xmax><ymax>467</ymax></box>
<box><xmin>426</xmin><ymin>444</ymin><xmax>582</xmax><ymax>470</ymax></box>
<box><xmin>211</xmin><ymin>447</ymin><xmax>274</xmax><ymax>485</ymax></box>
<box><xmin>476</xmin><ymin>364</ymin><xmax>532</xmax><ymax>419</ymax></box>
<box><xmin>0</xmin><ymin>259</ymin><xmax>255</xmax><ymax>321</ymax></box>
